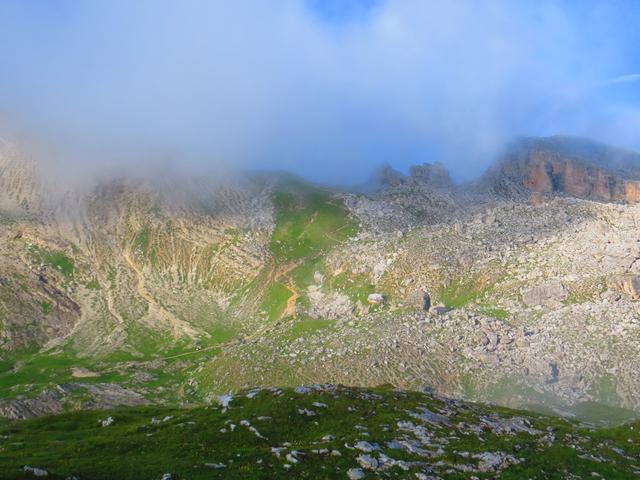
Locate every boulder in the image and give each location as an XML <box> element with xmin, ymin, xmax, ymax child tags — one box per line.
<box><xmin>429</xmin><ymin>305</ymin><xmax>449</xmax><ymax>315</ymax></box>
<box><xmin>520</xmin><ymin>280</ymin><xmax>567</xmax><ymax>307</ymax></box>
<box><xmin>347</xmin><ymin>468</ymin><xmax>366</xmax><ymax>480</ymax></box>
<box><xmin>23</xmin><ymin>466</ymin><xmax>48</xmax><ymax>477</ymax></box>
<box><xmin>422</xmin><ymin>292</ymin><xmax>431</xmax><ymax>311</ymax></box>
<box><xmin>367</xmin><ymin>293</ymin><xmax>385</xmax><ymax>305</ymax></box>
<box><xmin>100</xmin><ymin>416</ymin><xmax>114</xmax><ymax>427</ymax></box>
<box><xmin>356</xmin><ymin>454</ymin><xmax>379</xmax><ymax>470</ymax></box>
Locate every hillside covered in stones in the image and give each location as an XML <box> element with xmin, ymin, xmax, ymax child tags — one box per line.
<box><xmin>2</xmin><ymin>135</ymin><xmax>640</xmax><ymax>428</ymax></box>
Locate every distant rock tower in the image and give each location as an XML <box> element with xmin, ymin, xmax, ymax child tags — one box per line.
<box><xmin>409</xmin><ymin>162</ymin><xmax>453</xmax><ymax>188</ymax></box>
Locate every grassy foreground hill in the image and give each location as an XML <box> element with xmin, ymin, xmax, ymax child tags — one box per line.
<box><xmin>3</xmin><ymin>385</ymin><xmax>640</xmax><ymax>479</ymax></box>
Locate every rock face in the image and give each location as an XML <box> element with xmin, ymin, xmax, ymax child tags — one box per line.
<box><xmin>487</xmin><ymin>136</ymin><xmax>640</xmax><ymax>202</ymax></box>
<box><xmin>609</xmin><ymin>274</ymin><xmax>640</xmax><ymax>300</ymax></box>
<box><xmin>0</xmin><ymin>383</ymin><xmax>149</xmax><ymax>420</ymax></box>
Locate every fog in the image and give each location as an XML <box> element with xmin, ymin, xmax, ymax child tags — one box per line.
<box><xmin>1</xmin><ymin>0</ymin><xmax>639</xmax><ymax>185</ymax></box>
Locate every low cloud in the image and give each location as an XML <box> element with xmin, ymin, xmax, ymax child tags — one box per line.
<box><xmin>1</xmin><ymin>0</ymin><xmax>639</xmax><ymax>184</ymax></box>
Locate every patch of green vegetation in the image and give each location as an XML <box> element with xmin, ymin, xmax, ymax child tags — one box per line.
<box><xmin>290</xmin><ymin>257</ymin><xmax>324</xmax><ymax>291</ymax></box>
<box><xmin>563</xmin><ymin>290</ymin><xmax>597</xmax><ymax>305</ymax></box>
<box><xmin>589</xmin><ymin>374</ymin><xmax>622</xmax><ymax>407</ymax></box>
<box><xmin>571</xmin><ymin>402</ymin><xmax>640</xmax><ymax>427</ymax></box>
<box><xmin>260</xmin><ymin>282</ymin><xmax>291</xmax><ymax>321</ymax></box>
<box><xmin>0</xmin><ymin>350</ymin><xmax>127</xmax><ymax>400</ymax></box>
<box><xmin>133</xmin><ymin>227</ymin><xmax>150</xmax><ymax>255</ymax></box>
<box><xmin>479</xmin><ymin>305</ymin><xmax>510</xmax><ymax>321</ymax></box>
<box><xmin>0</xmin><ymin>386</ymin><xmax>639</xmax><ymax>479</ymax></box>
<box><xmin>122</xmin><ymin>323</ymin><xmax>176</xmax><ymax>359</ymax></box>
<box><xmin>328</xmin><ymin>271</ymin><xmax>377</xmax><ymax>305</ymax></box>
<box><xmin>39</xmin><ymin>301</ymin><xmax>52</xmax><ymax>315</ymax></box>
<box><xmin>46</xmin><ymin>252</ymin><xmax>75</xmax><ymax>278</ymax></box>
<box><xmin>288</xmin><ymin>317</ymin><xmax>335</xmax><ymax>339</ymax></box>
<box><xmin>270</xmin><ymin>181</ymin><xmax>358</xmax><ymax>261</ymax></box>
<box><xmin>439</xmin><ymin>275</ymin><xmax>493</xmax><ymax>309</ymax></box>
<box><xmin>28</xmin><ymin>246</ymin><xmax>75</xmax><ymax>278</ymax></box>
<box><xmin>85</xmin><ymin>279</ymin><xmax>101</xmax><ymax>290</ymax></box>
<box><xmin>203</xmin><ymin>325</ymin><xmax>236</xmax><ymax>345</ymax></box>
<box><xmin>459</xmin><ymin>371</ymin><xmax>477</xmax><ymax>398</ymax></box>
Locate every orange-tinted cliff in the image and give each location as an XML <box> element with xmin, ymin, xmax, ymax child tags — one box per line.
<box><xmin>486</xmin><ymin>136</ymin><xmax>640</xmax><ymax>203</ymax></box>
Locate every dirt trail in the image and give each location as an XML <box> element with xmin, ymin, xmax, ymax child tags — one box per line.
<box><xmin>283</xmin><ymin>281</ymin><xmax>300</xmax><ymax>317</ymax></box>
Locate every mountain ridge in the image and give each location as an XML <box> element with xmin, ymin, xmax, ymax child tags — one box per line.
<box><xmin>3</xmin><ymin>135</ymin><xmax>640</xmax><ymax>426</ymax></box>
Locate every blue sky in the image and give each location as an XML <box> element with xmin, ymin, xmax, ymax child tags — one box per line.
<box><xmin>1</xmin><ymin>0</ymin><xmax>640</xmax><ymax>184</ymax></box>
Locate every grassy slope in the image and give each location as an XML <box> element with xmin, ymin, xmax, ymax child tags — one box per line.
<box><xmin>2</xmin><ymin>386</ymin><xmax>639</xmax><ymax>479</ymax></box>
<box><xmin>260</xmin><ymin>180</ymin><xmax>358</xmax><ymax>321</ymax></box>
<box><xmin>270</xmin><ymin>181</ymin><xmax>358</xmax><ymax>262</ymax></box>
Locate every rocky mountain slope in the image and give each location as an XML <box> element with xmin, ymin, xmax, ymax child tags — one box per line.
<box><xmin>4</xmin><ymin>385</ymin><xmax>640</xmax><ymax>479</ymax></box>
<box><xmin>2</xmin><ymin>135</ymin><xmax>640</xmax><ymax>427</ymax></box>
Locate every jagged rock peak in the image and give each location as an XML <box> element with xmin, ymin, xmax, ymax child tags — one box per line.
<box><xmin>409</xmin><ymin>161</ymin><xmax>453</xmax><ymax>188</ymax></box>
<box><xmin>364</xmin><ymin>162</ymin><xmax>454</xmax><ymax>193</ymax></box>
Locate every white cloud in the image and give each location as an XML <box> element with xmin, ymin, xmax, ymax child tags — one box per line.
<box><xmin>0</xmin><ymin>0</ymin><xmax>637</xmax><ymax>184</ymax></box>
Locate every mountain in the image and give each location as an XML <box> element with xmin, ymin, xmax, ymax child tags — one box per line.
<box><xmin>3</xmin><ymin>135</ymin><xmax>640</xmax><ymax>430</ymax></box>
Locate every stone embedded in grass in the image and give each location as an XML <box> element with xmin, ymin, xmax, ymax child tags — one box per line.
<box><xmin>271</xmin><ymin>446</ymin><xmax>287</xmax><ymax>459</ymax></box>
<box><xmin>218</xmin><ymin>393</ymin><xmax>234</xmax><ymax>408</ymax></box>
<box><xmin>367</xmin><ymin>293</ymin><xmax>385</xmax><ymax>305</ymax></box>
<box><xmin>23</xmin><ymin>466</ymin><xmax>48</xmax><ymax>477</ymax></box>
<box><xmin>347</xmin><ymin>468</ymin><xmax>366</xmax><ymax>480</ymax></box>
<box><xmin>354</xmin><ymin>441</ymin><xmax>378</xmax><ymax>453</ymax></box>
<box><xmin>286</xmin><ymin>451</ymin><xmax>304</xmax><ymax>464</ymax></box>
<box><xmin>356</xmin><ymin>454</ymin><xmax>379</xmax><ymax>470</ymax></box>
<box><xmin>246</xmin><ymin>388</ymin><xmax>262</xmax><ymax>399</ymax></box>
<box><xmin>100</xmin><ymin>416</ymin><xmax>114</xmax><ymax>427</ymax></box>
<box><xmin>473</xmin><ymin>451</ymin><xmax>520</xmax><ymax>472</ymax></box>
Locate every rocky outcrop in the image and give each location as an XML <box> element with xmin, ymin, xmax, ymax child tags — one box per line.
<box><xmin>486</xmin><ymin>136</ymin><xmax>640</xmax><ymax>203</ymax></box>
<box><xmin>409</xmin><ymin>162</ymin><xmax>453</xmax><ymax>189</ymax></box>
<box><xmin>608</xmin><ymin>274</ymin><xmax>640</xmax><ymax>300</ymax></box>
<box><xmin>0</xmin><ymin>383</ymin><xmax>149</xmax><ymax>420</ymax></box>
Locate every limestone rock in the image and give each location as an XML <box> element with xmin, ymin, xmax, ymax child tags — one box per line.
<box><xmin>521</xmin><ymin>280</ymin><xmax>567</xmax><ymax>307</ymax></box>
<box><xmin>367</xmin><ymin>293</ymin><xmax>385</xmax><ymax>305</ymax></box>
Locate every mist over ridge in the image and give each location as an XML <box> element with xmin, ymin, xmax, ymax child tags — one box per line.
<box><xmin>1</xmin><ymin>0</ymin><xmax>640</xmax><ymax>186</ymax></box>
